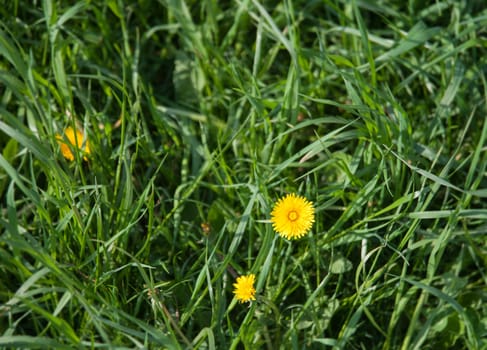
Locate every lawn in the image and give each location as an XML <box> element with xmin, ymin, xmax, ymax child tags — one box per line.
<box><xmin>1</xmin><ymin>0</ymin><xmax>486</xmax><ymax>349</ymax></box>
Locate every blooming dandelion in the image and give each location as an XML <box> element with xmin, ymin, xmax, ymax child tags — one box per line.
<box><xmin>271</xmin><ymin>193</ymin><xmax>315</xmax><ymax>240</ymax></box>
<box><xmin>233</xmin><ymin>274</ymin><xmax>256</xmax><ymax>303</ymax></box>
<box><xmin>56</xmin><ymin>126</ymin><xmax>91</xmax><ymax>161</ymax></box>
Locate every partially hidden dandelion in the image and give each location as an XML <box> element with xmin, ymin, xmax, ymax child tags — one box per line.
<box><xmin>271</xmin><ymin>193</ymin><xmax>315</xmax><ymax>240</ymax></box>
<box><xmin>56</xmin><ymin>126</ymin><xmax>91</xmax><ymax>161</ymax></box>
<box><xmin>233</xmin><ymin>274</ymin><xmax>256</xmax><ymax>303</ymax></box>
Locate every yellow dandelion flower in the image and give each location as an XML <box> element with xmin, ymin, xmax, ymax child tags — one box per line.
<box><xmin>271</xmin><ymin>193</ymin><xmax>315</xmax><ymax>240</ymax></box>
<box><xmin>233</xmin><ymin>274</ymin><xmax>256</xmax><ymax>303</ymax></box>
<box><xmin>56</xmin><ymin>126</ymin><xmax>91</xmax><ymax>161</ymax></box>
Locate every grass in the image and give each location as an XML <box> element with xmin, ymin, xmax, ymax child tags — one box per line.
<box><xmin>0</xmin><ymin>0</ymin><xmax>486</xmax><ymax>349</ymax></box>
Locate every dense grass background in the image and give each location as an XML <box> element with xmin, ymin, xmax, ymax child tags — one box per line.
<box><xmin>1</xmin><ymin>0</ymin><xmax>487</xmax><ymax>349</ymax></box>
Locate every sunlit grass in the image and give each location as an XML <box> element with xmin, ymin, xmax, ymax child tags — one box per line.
<box><xmin>1</xmin><ymin>1</ymin><xmax>486</xmax><ymax>349</ymax></box>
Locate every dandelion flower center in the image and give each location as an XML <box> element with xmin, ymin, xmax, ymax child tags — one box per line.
<box><xmin>270</xmin><ymin>193</ymin><xmax>315</xmax><ymax>240</ymax></box>
<box><xmin>288</xmin><ymin>210</ymin><xmax>299</xmax><ymax>221</ymax></box>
